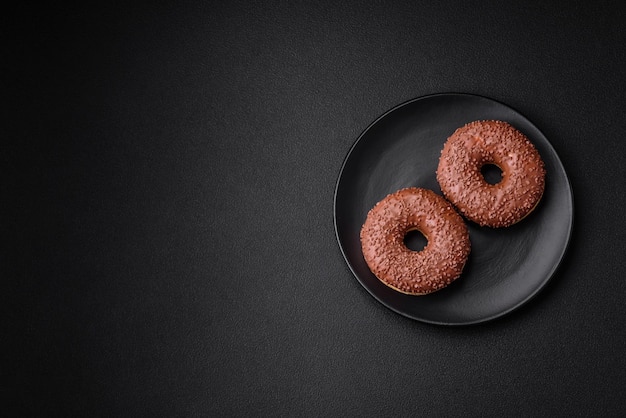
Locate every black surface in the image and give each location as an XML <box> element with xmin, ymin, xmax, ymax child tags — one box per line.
<box><xmin>335</xmin><ymin>94</ymin><xmax>573</xmax><ymax>325</ymax></box>
<box><xmin>5</xmin><ymin>1</ymin><xmax>626</xmax><ymax>416</ymax></box>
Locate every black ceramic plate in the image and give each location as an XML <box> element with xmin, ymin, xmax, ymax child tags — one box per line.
<box><xmin>334</xmin><ymin>93</ymin><xmax>573</xmax><ymax>325</ymax></box>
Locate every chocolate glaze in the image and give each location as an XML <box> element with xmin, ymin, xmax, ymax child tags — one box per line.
<box><xmin>436</xmin><ymin>120</ymin><xmax>546</xmax><ymax>228</ymax></box>
<box><xmin>360</xmin><ymin>188</ymin><xmax>471</xmax><ymax>295</ymax></box>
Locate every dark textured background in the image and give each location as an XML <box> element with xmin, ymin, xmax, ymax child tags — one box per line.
<box><xmin>5</xmin><ymin>1</ymin><xmax>626</xmax><ymax>416</ymax></box>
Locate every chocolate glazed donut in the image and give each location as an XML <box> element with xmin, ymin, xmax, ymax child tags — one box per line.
<box><xmin>436</xmin><ymin>120</ymin><xmax>546</xmax><ymax>228</ymax></box>
<box><xmin>360</xmin><ymin>188</ymin><xmax>471</xmax><ymax>295</ymax></box>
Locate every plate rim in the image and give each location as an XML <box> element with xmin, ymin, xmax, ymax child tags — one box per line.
<box><xmin>333</xmin><ymin>92</ymin><xmax>574</xmax><ymax>326</ymax></box>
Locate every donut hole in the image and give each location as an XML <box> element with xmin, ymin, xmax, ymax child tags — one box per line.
<box><xmin>481</xmin><ymin>163</ymin><xmax>503</xmax><ymax>185</ymax></box>
<box><xmin>403</xmin><ymin>229</ymin><xmax>428</xmax><ymax>252</ymax></box>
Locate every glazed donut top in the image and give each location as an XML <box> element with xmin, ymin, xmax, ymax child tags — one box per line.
<box><xmin>437</xmin><ymin>120</ymin><xmax>546</xmax><ymax>228</ymax></box>
<box><xmin>360</xmin><ymin>187</ymin><xmax>470</xmax><ymax>295</ymax></box>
